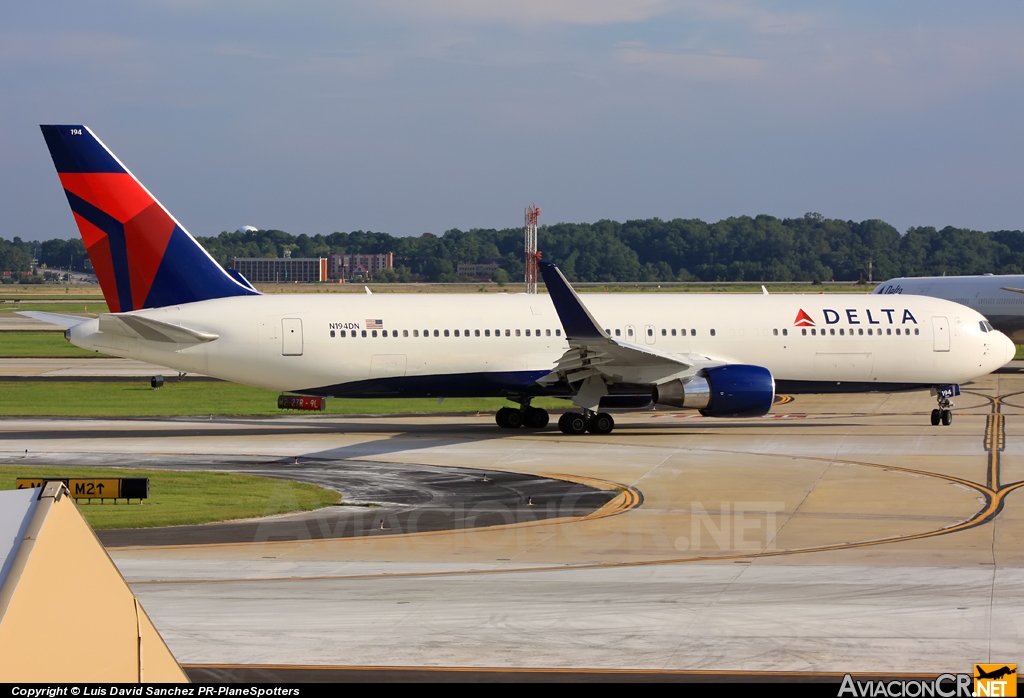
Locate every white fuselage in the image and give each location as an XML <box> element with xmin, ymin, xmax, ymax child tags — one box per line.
<box><xmin>876</xmin><ymin>274</ymin><xmax>1024</xmax><ymax>343</ymax></box>
<box><xmin>67</xmin><ymin>292</ymin><xmax>1014</xmax><ymax>397</ymax></box>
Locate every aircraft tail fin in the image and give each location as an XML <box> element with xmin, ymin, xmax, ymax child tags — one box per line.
<box><xmin>39</xmin><ymin>125</ymin><xmax>258</xmax><ymax>312</ymax></box>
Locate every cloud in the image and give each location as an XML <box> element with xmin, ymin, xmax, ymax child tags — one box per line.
<box><xmin>0</xmin><ymin>31</ymin><xmax>141</xmax><ymax>63</ymax></box>
<box><xmin>618</xmin><ymin>47</ymin><xmax>763</xmax><ymax>81</ymax></box>
<box><xmin>371</xmin><ymin>0</ymin><xmax>674</xmax><ymax>25</ymax></box>
<box><xmin>689</xmin><ymin>1</ymin><xmax>814</xmax><ymax>35</ymax></box>
<box><xmin>213</xmin><ymin>44</ymin><xmax>279</xmax><ymax>60</ymax></box>
<box><xmin>787</xmin><ymin>23</ymin><xmax>1024</xmax><ymax>112</ymax></box>
<box><xmin>364</xmin><ymin>0</ymin><xmax>814</xmax><ymax>32</ymax></box>
<box><xmin>296</xmin><ymin>51</ymin><xmax>402</xmax><ymax>80</ymax></box>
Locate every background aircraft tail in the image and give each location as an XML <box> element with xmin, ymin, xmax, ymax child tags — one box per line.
<box><xmin>40</xmin><ymin>125</ymin><xmax>258</xmax><ymax>312</ymax></box>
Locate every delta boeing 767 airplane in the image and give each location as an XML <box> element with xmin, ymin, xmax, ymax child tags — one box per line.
<box><xmin>24</xmin><ymin>125</ymin><xmax>1015</xmax><ymax>433</ymax></box>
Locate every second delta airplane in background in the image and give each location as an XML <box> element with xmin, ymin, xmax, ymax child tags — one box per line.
<box><xmin>26</xmin><ymin>125</ymin><xmax>1015</xmax><ymax>433</ymax></box>
<box><xmin>876</xmin><ymin>273</ymin><xmax>1024</xmax><ymax>343</ymax></box>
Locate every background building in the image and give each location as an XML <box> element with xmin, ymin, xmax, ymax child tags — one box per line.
<box><xmin>328</xmin><ymin>253</ymin><xmax>394</xmax><ymax>281</ymax></box>
<box><xmin>457</xmin><ymin>263</ymin><xmax>500</xmax><ymax>278</ymax></box>
<box><xmin>232</xmin><ymin>255</ymin><xmax>328</xmax><ymax>283</ymax></box>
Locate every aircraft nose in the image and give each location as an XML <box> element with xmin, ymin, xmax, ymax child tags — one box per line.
<box><xmin>1003</xmin><ymin>332</ymin><xmax>1017</xmax><ymax>365</ymax></box>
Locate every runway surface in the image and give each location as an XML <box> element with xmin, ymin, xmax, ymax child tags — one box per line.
<box><xmin>2</xmin><ymin>372</ymin><xmax>1024</xmax><ymax>673</ymax></box>
<box><xmin>0</xmin><ymin>357</ymin><xmax>202</xmax><ymax>379</ymax></box>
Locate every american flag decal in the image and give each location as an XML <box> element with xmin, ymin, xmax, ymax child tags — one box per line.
<box><xmin>366</xmin><ymin>319</ymin><xmax>383</xmax><ymax>329</ymax></box>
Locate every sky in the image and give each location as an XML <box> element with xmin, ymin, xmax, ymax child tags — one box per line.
<box><xmin>2</xmin><ymin>1</ymin><xmax>1023</xmax><ymax>241</ymax></box>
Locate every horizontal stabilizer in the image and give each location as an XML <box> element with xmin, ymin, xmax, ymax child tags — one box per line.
<box><xmin>98</xmin><ymin>313</ymin><xmax>219</xmax><ymax>344</ymax></box>
<box><xmin>16</xmin><ymin>311</ymin><xmax>92</xmax><ymax>328</ymax></box>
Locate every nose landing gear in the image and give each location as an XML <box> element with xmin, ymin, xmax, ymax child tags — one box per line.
<box><xmin>930</xmin><ymin>385</ymin><xmax>959</xmax><ymax>427</ymax></box>
<box><xmin>930</xmin><ymin>404</ymin><xmax>953</xmax><ymax>426</ymax></box>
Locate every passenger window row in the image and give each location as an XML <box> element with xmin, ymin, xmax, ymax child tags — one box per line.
<box><xmin>329</xmin><ymin>328</ymin><xmax>563</xmax><ymax>338</ymax></box>
<box><xmin>607</xmin><ymin>328</ymin><xmax>700</xmax><ymax>338</ymax></box>
<box><xmin>328</xmin><ymin>325</ymin><xmax>922</xmax><ymax>340</ymax></box>
<box><xmin>658</xmin><ymin>328</ymin><xmax>700</xmax><ymax>337</ymax></box>
<box><xmin>800</xmin><ymin>327</ymin><xmax>920</xmax><ymax>336</ymax></box>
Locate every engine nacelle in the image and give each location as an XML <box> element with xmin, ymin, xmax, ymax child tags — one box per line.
<box><xmin>652</xmin><ymin>364</ymin><xmax>775</xmax><ymax>418</ymax></box>
<box><xmin>651</xmin><ymin>374</ymin><xmax>712</xmax><ymax>410</ymax></box>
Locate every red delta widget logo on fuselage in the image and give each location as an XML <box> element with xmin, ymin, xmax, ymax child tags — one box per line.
<box><xmin>793</xmin><ymin>308</ymin><xmax>919</xmax><ymax>327</ymax></box>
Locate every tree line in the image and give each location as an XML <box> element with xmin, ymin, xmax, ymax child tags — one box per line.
<box><xmin>0</xmin><ymin>237</ymin><xmax>85</xmax><ymax>281</ymax></box>
<box><xmin>4</xmin><ymin>213</ymin><xmax>1024</xmax><ymax>283</ymax></box>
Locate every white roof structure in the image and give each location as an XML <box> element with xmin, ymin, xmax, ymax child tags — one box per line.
<box><xmin>0</xmin><ymin>488</ymin><xmax>39</xmax><ymax>591</ymax></box>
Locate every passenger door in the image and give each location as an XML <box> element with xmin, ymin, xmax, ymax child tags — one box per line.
<box><xmin>282</xmin><ymin>318</ymin><xmax>303</xmax><ymax>356</ymax></box>
<box><xmin>644</xmin><ymin>324</ymin><xmax>656</xmax><ymax>345</ymax></box>
<box><xmin>932</xmin><ymin>316</ymin><xmax>950</xmax><ymax>352</ymax></box>
<box><xmin>625</xmin><ymin>324</ymin><xmax>636</xmax><ymax>344</ymax></box>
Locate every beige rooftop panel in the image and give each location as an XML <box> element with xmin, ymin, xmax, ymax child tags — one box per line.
<box><xmin>0</xmin><ymin>483</ymin><xmax>186</xmax><ymax>683</ymax></box>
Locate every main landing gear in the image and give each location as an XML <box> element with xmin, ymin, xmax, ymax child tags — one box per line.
<box><xmin>558</xmin><ymin>410</ymin><xmax>615</xmax><ymax>435</ymax></box>
<box><xmin>494</xmin><ymin>404</ymin><xmax>616</xmax><ymax>434</ymax></box>
<box><xmin>930</xmin><ymin>397</ymin><xmax>953</xmax><ymax>427</ymax></box>
<box><xmin>495</xmin><ymin>405</ymin><xmax>549</xmax><ymax>429</ymax></box>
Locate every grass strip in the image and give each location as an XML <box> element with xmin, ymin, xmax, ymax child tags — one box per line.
<box><xmin>0</xmin><ymin>303</ymin><xmax>105</xmax><ymax>314</ymax></box>
<box><xmin>0</xmin><ymin>465</ymin><xmax>340</xmax><ymax>530</ymax></box>
<box><xmin>0</xmin><ymin>331</ymin><xmax>101</xmax><ymax>357</ymax></box>
<box><xmin>0</xmin><ymin>292</ymin><xmax>104</xmax><ymax>300</ymax></box>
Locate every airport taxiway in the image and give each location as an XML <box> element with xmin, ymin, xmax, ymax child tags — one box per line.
<box><xmin>0</xmin><ymin>357</ymin><xmax>202</xmax><ymax>379</ymax></box>
<box><xmin>2</xmin><ymin>373</ymin><xmax>1023</xmax><ymax>673</ymax></box>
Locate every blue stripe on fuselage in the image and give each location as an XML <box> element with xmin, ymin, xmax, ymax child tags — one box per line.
<box><xmin>293</xmin><ymin>373</ymin><xmax>934</xmax><ymax>401</ymax></box>
<box><xmin>775</xmin><ymin>380</ymin><xmax>929</xmax><ymax>394</ymax></box>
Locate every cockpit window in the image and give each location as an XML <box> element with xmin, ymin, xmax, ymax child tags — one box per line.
<box><xmin>980</xmin><ymin>321</ymin><xmax>988</xmax><ymax>332</ymax></box>
<box><xmin>980</xmin><ymin>321</ymin><xmax>994</xmax><ymax>332</ymax></box>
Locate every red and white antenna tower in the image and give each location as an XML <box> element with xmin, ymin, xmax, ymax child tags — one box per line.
<box><xmin>524</xmin><ymin>204</ymin><xmax>541</xmax><ymax>294</ymax></box>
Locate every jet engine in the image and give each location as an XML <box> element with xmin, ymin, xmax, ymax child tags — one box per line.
<box><xmin>652</xmin><ymin>364</ymin><xmax>775</xmax><ymax>418</ymax></box>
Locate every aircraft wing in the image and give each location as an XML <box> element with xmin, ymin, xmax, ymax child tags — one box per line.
<box><xmin>538</xmin><ymin>262</ymin><xmax>712</xmax><ymax>407</ymax></box>
<box><xmin>545</xmin><ymin>330</ymin><xmax>702</xmax><ymax>384</ymax></box>
<box><xmin>17</xmin><ymin>311</ymin><xmax>92</xmax><ymax>328</ymax></box>
<box><xmin>98</xmin><ymin>313</ymin><xmax>219</xmax><ymax>344</ymax></box>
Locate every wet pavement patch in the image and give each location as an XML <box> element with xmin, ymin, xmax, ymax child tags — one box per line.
<box><xmin>28</xmin><ymin>454</ymin><xmax>621</xmax><ymax>547</ymax></box>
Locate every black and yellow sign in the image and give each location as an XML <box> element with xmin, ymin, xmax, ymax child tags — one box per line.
<box><xmin>15</xmin><ymin>477</ymin><xmax>149</xmax><ymax>500</ymax></box>
<box><xmin>15</xmin><ymin>478</ymin><xmax>47</xmax><ymax>490</ymax></box>
<box><xmin>975</xmin><ymin>664</ymin><xmax>1017</xmax><ymax>697</ymax></box>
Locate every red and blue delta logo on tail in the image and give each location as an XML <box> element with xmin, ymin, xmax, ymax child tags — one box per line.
<box><xmin>40</xmin><ymin>125</ymin><xmax>257</xmax><ymax>312</ymax></box>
